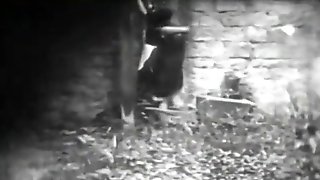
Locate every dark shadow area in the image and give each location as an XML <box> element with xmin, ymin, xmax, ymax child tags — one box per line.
<box><xmin>1</xmin><ymin>1</ymin><xmax>126</xmax><ymax>143</ymax></box>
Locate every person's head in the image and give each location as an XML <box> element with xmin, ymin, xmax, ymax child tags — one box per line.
<box><xmin>147</xmin><ymin>8</ymin><xmax>173</xmax><ymax>27</ymax></box>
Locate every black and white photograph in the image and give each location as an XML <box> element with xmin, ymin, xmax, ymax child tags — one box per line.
<box><xmin>1</xmin><ymin>0</ymin><xmax>320</xmax><ymax>179</ymax></box>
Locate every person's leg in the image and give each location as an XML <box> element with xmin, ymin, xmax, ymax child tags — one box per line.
<box><xmin>117</xmin><ymin>1</ymin><xmax>146</xmax><ymax>126</ymax></box>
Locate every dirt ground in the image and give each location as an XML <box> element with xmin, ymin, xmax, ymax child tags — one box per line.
<box><xmin>0</xmin><ymin>107</ymin><xmax>319</xmax><ymax>180</ymax></box>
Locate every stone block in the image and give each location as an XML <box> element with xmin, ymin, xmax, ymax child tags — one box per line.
<box><xmin>191</xmin><ymin>57</ymin><xmax>216</xmax><ymax>68</ymax></box>
<box><xmin>267</xmin><ymin>28</ymin><xmax>292</xmax><ymax>43</ymax></box>
<box><xmin>190</xmin><ymin>68</ymin><xmax>226</xmax><ymax>93</ymax></box>
<box><xmin>216</xmin><ymin>0</ymin><xmax>246</xmax><ymax>12</ymax></box>
<box><xmin>279</xmin><ymin>4</ymin><xmax>316</xmax><ymax>25</ymax></box>
<box><xmin>200</xmin><ymin>15</ymin><xmax>224</xmax><ymax>27</ymax></box>
<box><xmin>221</xmin><ymin>12</ymin><xmax>280</xmax><ymax>27</ymax></box>
<box><xmin>245</xmin><ymin>26</ymin><xmax>268</xmax><ymax>42</ymax></box>
<box><xmin>193</xmin><ymin>27</ymin><xmax>247</xmax><ymax>42</ymax></box>
<box><xmin>224</xmin><ymin>42</ymin><xmax>252</xmax><ymax>58</ymax></box>
<box><xmin>191</xmin><ymin>12</ymin><xmax>224</xmax><ymax>27</ymax></box>
<box><xmin>192</xmin><ymin>27</ymin><xmax>220</xmax><ymax>42</ymax></box>
<box><xmin>220</xmin><ymin>27</ymin><xmax>246</xmax><ymax>41</ymax></box>
<box><xmin>253</xmin><ymin>43</ymin><xmax>306</xmax><ymax>59</ymax></box>
<box><xmin>220</xmin><ymin>14</ymin><xmax>249</xmax><ymax>27</ymax></box>
<box><xmin>215</xmin><ymin>58</ymin><xmax>250</xmax><ymax>71</ymax></box>
<box><xmin>252</xmin><ymin>0</ymin><xmax>296</xmax><ymax>15</ymax></box>
<box><xmin>187</xmin><ymin>42</ymin><xmax>212</xmax><ymax>57</ymax></box>
<box><xmin>253</xmin><ymin>43</ymin><xmax>282</xmax><ymax>59</ymax></box>
<box><xmin>252</xmin><ymin>12</ymin><xmax>281</xmax><ymax>27</ymax></box>
<box><xmin>190</xmin><ymin>12</ymin><xmax>202</xmax><ymax>26</ymax></box>
<box><xmin>196</xmin><ymin>96</ymin><xmax>255</xmax><ymax>120</ymax></box>
<box><xmin>191</xmin><ymin>0</ymin><xmax>215</xmax><ymax>13</ymax></box>
<box><xmin>187</xmin><ymin>41</ymin><xmax>225</xmax><ymax>58</ymax></box>
<box><xmin>249</xmin><ymin>59</ymin><xmax>303</xmax><ymax>69</ymax></box>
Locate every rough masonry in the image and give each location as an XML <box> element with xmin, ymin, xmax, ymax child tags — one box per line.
<box><xmin>182</xmin><ymin>0</ymin><xmax>320</xmax><ymax>118</ymax></box>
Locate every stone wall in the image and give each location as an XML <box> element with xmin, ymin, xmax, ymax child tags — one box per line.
<box><xmin>182</xmin><ymin>0</ymin><xmax>320</xmax><ymax>118</ymax></box>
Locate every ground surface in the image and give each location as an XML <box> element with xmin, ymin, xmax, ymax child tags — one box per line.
<box><xmin>1</xmin><ymin>106</ymin><xmax>319</xmax><ymax>180</ymax></box>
